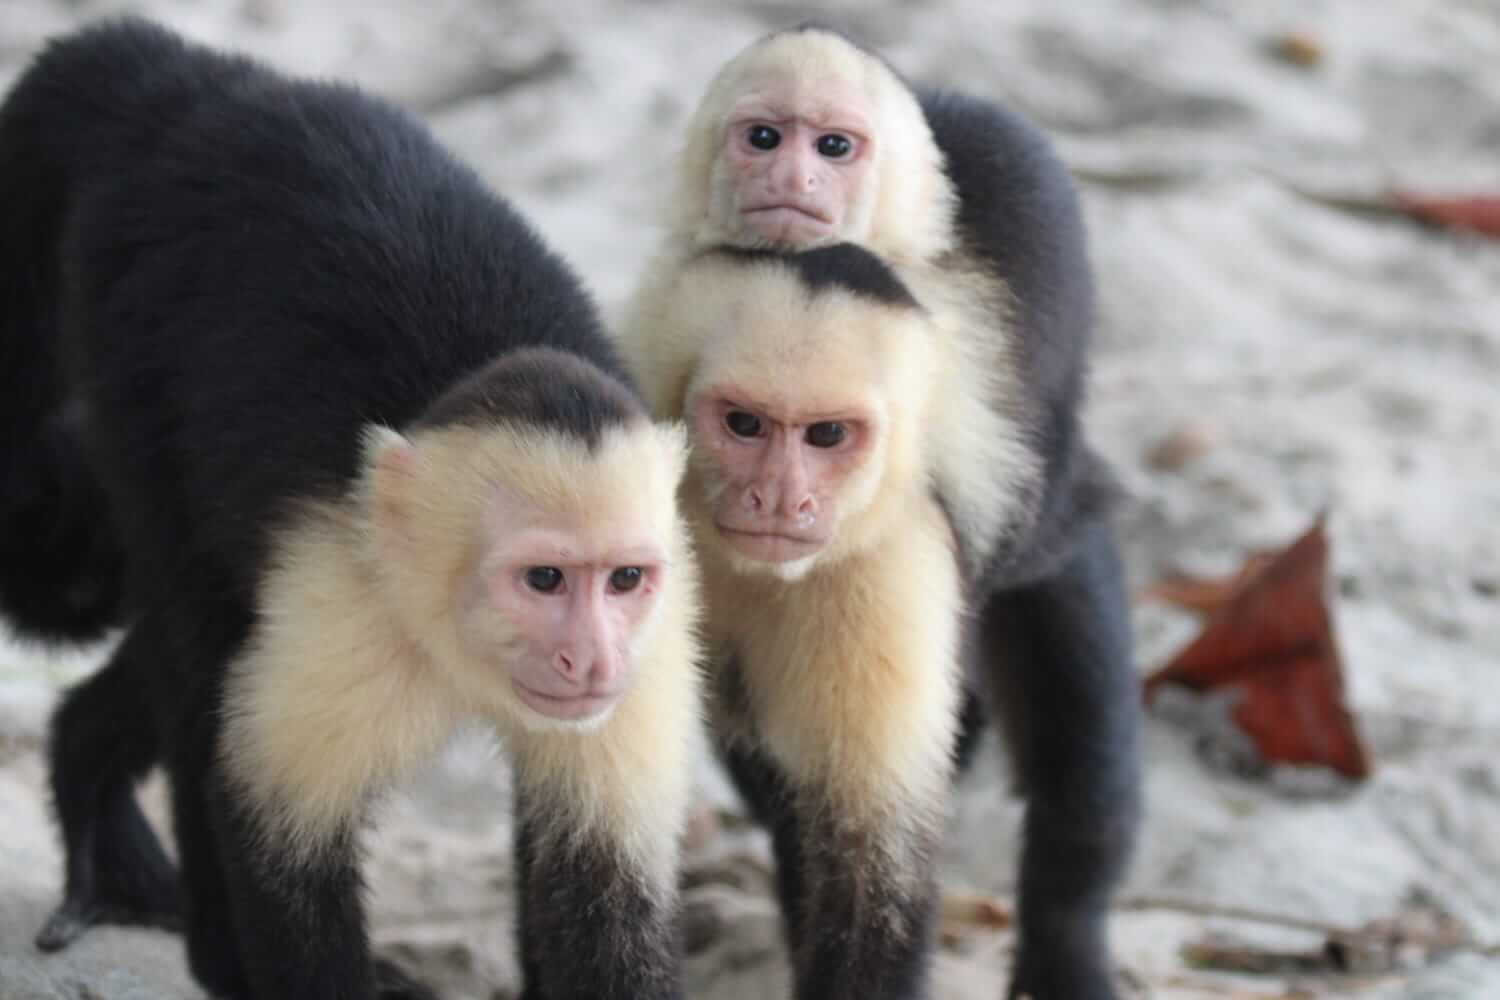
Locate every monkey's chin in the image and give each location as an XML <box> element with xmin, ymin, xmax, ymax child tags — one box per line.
<box><xmin>716</xmin><ymin>535</ymin><xmax>822</xmax><ymax>582</ymax></box>
<box><xmin>511</xmin><ymin>681</ymin><xmax>621</xmax><ymax>732</ymax></box>
<box><xmin>754</xmin><ymin>553</ymin><xmax>818</xmax><ymax>583</ymax></box>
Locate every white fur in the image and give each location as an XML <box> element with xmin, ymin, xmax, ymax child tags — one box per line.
<box><xmin>219</xmin><ymin>419</ymin><xmax>702</xmax><ymax>894</ymax></box>
<box><xmin>906</xmin><ymin>261</ymin><xmax>1044</xmax><ymax>565</ymax></box>
<box><xmin>621</xmin><ymin>257</ymin><xmax>981</xmax><ymax>865</ymax></box>
<box><xmin>616</xmin><ymin>24</ymin><xmax>1046</xmax><ymax>884</ymax></box>
<box><xmin>700</xmin><ymin>491</ymin><xmax>964</xmax><ymax>851</ymax></box>
<box><xmin>670</xmin><ymin>28</ymin><xmax>957</xmax><ymax>265</ymax></box>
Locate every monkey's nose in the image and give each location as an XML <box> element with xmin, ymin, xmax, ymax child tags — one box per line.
<box><xmin>555</xmin><ymin>647</ymin><xmax>621</xmax><ymax>690</ymax></box>
<box><xmin>554</xmin><ymin>649</ymin><xmax>582</xmax><ymax>680</ymax></box>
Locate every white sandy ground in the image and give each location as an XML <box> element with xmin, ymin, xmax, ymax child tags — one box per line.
<box><xmin>1</xmin><ymin>0</ymin><xmax>1498</xmax><ymax>996</ymax></box>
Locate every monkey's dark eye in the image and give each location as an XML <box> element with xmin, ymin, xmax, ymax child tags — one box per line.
<box><xmin>525</xmin><ymin>567</ymin><xmax>564</xmax><ymax>593</ymax></box>
<box><xmin>816</xmin><ymin>133</ymin><xmax>853</xmax><ymax>159</ymax></box>
<box><xmin>726</xmin><ymin>410</ymin><xmax>763</xmax><ymax>438</ymax></box>
<box><xmin>609</xmin><ymin>567</ymin><xmax>644</xmax><ymax>593</ymax></box>
<box><xmin>747</xmin><ymin>125</ymin><xmax>781</xmax><ymax>151</ymax></box>
<box><xmin>805</xmin><ymin>422</ymin><xmax>846</xmax><ymax>448</ymax></box>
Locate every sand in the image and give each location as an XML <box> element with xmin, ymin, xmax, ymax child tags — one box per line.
<box><xmin>1</xmin><ymin>1</ymin><xmax>1498</xmax><ymax>997</ymax></box>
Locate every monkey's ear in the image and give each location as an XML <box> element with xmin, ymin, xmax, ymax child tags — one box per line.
<box><xmin>363</xmin><ymin>425</ymin><xmax>419</xmax><ymax>554</ymax></box>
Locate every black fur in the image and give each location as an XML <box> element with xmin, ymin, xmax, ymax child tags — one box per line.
<box><xmin>710</xmin><ymin>243</ymin><xmax>921</xmax><ymax>310</ymax></box>
<box><xmin>921</xmin><ymin>87</ymin><xmax>1122</xmax><ymax>589</ymax></box>
<box><xmin>935</xmin><ymin>85</ymin><xmax>1141</xmax><ymax>1000</ymax></box>
<box><xmin>513</xmin><ymin>792</ymin><xmax>684</xmax><ymax>1000</ymax></box>
<box><xmin>975</xmin><ymin>519</ymin><xmax>1141</xmax><ymax>1000</ymax></box>
<box><xmin>415</xmin><ymin>346</ymin><xmax>640</xmax><ymax>445</ymax></box>
<box><xmin>722</xmin><ymin>736</ymin><xmax>940</xmax><ymax>1000</ymax></box>
<box><xmin>703</xmin><ymin>30</ymin><xmax>1143</xmax><ymax>1000</ymax></box>
<box><xmin>3</xmin><ymin>18</ymin><xmax>676</xmax><ymax>1000</ymax></box>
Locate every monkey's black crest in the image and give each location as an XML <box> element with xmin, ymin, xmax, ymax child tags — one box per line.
<box><xmin>1</xmin><ymin>17</ymin><xmax>684</xmax><ymax>1000</ymax></box>
<box><xmin>710</xmin><ymin>243</ymin><xmax>921</xmax><ymax>311</ymax></box>
<box><xmin>415</xmin><ymin>347</ymin><xmax>643</xmax><ymax>447</ymax></box>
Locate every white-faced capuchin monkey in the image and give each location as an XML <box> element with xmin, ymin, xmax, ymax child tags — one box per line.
<box><xmin>621</xmin><ymin>24</ymin><xmax>1142</xmax><ymax>1000</ymax></box>
<box><xmin>0</xmin><ymin>18</ymin><xmax>702</xmax><ymax>1000</ymax></box>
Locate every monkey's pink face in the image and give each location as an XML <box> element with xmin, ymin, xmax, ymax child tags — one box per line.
<box><xmin>482</xmin><ymin>518</ymin><xmax>667</xmax><ymax>725</ymax></box>
<box><xmin>723</xmin><ymin>86</ymin><xmax>874</xmax><ymax>246</ymax></box>
<box><xmin>689</xmin><ymin>388</ymin><xmax>876</xmax><ymax>566</ymax></box>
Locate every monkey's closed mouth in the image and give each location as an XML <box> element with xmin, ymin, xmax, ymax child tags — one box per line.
<box><xmin>513</xmin><ymin>681</ymin><xmax>621</xmax><ymax>719</ymax></box>
<box><xmin>717</xmin><ymin>525</ymin><xmax>826</xmax><ymax>562</ymax></box>
<box><xmin>743</xmin><ymin>204</ymin><xmax>832</xmax><ymax>224</ymax></box>
<box><xmin>719</xmin><ymin>525</ymin><xmax>822</xmax><ymax>544</ymax></box>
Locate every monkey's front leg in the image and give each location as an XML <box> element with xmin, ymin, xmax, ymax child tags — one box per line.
<box><xmin>788</xmin><ymin>781</ymin><xmax>944</xmax><ymax>1000</ymax></box>
<box><xmin>728</xmin><ymin>679</ymin><xmax>957</xmax><ymax>999</ymax></box>
<box><xmin>510</xmin><ymin>701</ymin><xmax>693</xmax><ymax>1000</ymax></box>
<box><xmin>511</xmin><ymin>792</ymin><xmax>684</xmax><ymax>1000</ymax></box>
<box><xmin>207</xmin><ymin>754</ymin><xmax>435</xmax><ymax>1000</ymax></box>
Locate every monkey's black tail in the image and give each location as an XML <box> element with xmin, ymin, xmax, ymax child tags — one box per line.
<box><xmin>0</xmin><ymin>48</ymin><xmax>128</xmax><ymax>646</ymax></box>
<box><xmin>0</xmin><ymin>407</ymin><xmax>128</xmax><ymax>646</ymax></box>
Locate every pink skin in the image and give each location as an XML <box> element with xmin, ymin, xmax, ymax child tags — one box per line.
<box><xmin>485</xmin><ymin>526</ymin><xmax>666</xmax><ymax>723</ymax></box>
<box><xmin>724</xmin><ymin>86</ymin><xmax>874</xmax><ymax>245</ymax></box>
<box><xmin>690</xmin><ymin>390</ymin><xmax>874</xmax><ymax>564</ymax></box>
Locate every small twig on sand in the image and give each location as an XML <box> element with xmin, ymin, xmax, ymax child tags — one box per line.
<box><xmin>1118</xmin><ymin>894</ymin><xmax>1346</xmax><ymax>936</ymax></box>
<box><xmin>1120</xmin><ymin>893</ymin><xmax>1500</xmax><ymax>976</ymax></box>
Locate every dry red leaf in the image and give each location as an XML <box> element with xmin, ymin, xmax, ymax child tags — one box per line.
<box><xmin>1143</xmin><ymin>514</ymin><xmax>1372</xmax><ymax>779</ymax></box>
<box><xmin>1390</xmin><ymin>192</ymin><xmax>1500</xmax><ymax>238</ymax></box>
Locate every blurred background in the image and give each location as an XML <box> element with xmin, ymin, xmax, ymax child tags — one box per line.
<box><xmin>1</xmin><ymin>1</ymin><xmax>1497</xmax><ymax>997</ymax></box>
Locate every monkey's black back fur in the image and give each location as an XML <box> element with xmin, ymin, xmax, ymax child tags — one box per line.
<box><xmin>920</xmin><ymin>89</ymin><xmax>1120</xmax><ymax>589</ymax></box>
<box><xmin>920</xmin><ymin>90</ymin><xmax>1141</xmax><ymax>1000</ymax></box>
<box><xmin>0</xmin><ymin>17</ymin><xmax>634</xmax><ymax>620</ymax></box>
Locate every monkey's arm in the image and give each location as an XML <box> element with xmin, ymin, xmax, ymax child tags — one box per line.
<box><xmin>210</xmin><ymin>551</ymin><xmax>458</xmax><ymax>1000</ymax></box>
<box><xmin>512</xmin><ymin>793</ymin><xmax>684</xmax><ymax>1000</ymax></box>
<box><xmin>714</xmin><ymin>508</ymin><xmax>964</xmax><ymax>1000</ymax></box>
<box><xmin>208</xmin><ymin>771</ymin><xmax>415</xmax><ymax>999</ymax></box>
<box><xmin>724</xmin><ymin>739</ymin><xmax>942</xmax><ymax>1000</ymax></box>
<box><xmin>509</xmin><ymin>659</ymin><xmax>697</xmax><ymax>1000</ymax></box>
<box><xmin>976</xmin><ymin>517</ymin><xmax>1143</xmax><ymax>1000</ymax></box>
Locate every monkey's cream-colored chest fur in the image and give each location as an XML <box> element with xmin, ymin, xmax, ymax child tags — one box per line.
<box><xmin>697</xmin><ymin>495</ymin><xmax>964</xmax><ymax>825</ymax></box>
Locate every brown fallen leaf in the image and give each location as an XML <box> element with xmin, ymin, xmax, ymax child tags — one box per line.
<box><xmin>1267</xmin><ymin>31</ymin><xmax>1325</xmax><ymax>69</ymax></box>
<box><xmin>1142</xmin><ymin>514</ymin><xmax>1373</xmax><ymax>780</ymax></box>
<box><xmin>939</xmin><ymin>891</ymin><xmax>1012</xmax><ymax>946</ymax></box>
<box><xmin>1145</xmin><ymin>420</ymin><xmax>1219</xmax><ymax>472</ymax></box>
<box><xmin>1391</xmin><ymin>192</ymin><xmax>1500</xmax><ymax>238</ymax></box>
